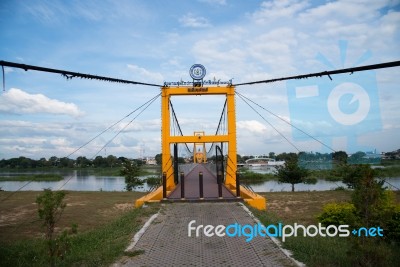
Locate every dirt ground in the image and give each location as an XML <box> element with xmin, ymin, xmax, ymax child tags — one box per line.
<box><xmin>0</xmin><ymin>191</ymin><xmax>145</xmax><ymax>243</ymax></box>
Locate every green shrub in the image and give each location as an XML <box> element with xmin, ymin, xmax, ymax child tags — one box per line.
<box><xmin>145</xmin><ymin>176</ymin><xmax>161</xmax><ymax>187</ymax></box>
<box><xmin>317</xmin><ymin>202</ymin><xmax>357</xmax><ymax>226</ymax></box>
<box><xmin>385</xmin><ymin>204</ymin><xmax>400</xmax><ymax>243</ymax></box>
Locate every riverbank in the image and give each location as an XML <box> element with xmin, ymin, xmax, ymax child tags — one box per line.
<box><xmin>0</xmin><ymin>174</ymin><xmax>63</xmax><ymax>182</ymax></box>
<box><xmin>0</xmin><ymin>165</ymin><xmax>160</xmax><ymax>176</ymax></box>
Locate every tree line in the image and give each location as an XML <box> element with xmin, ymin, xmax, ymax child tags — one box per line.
<box><xmin>0</xmin><ymin>155</ymin><xmax>142</xmax><ymax>169</ymax></box>
<box><xmin>0</xmin><ymin>150</ymin><xmax>375</xmax><ymax>169</ymax></box>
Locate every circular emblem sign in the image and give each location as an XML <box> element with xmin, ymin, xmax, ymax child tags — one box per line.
<box><xmin>189</xmin><ymin>64</ymin><xmax>206</xmax><ymax>80</ymax></box>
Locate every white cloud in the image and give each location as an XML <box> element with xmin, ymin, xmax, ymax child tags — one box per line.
<box><xmin>0</xmin><ymin>88</ymin><xmax>84</xmax><ymax>117</ymax></box>
<box><xmin>237</xmin><ymin>120</ymin><xmax>268</xmax><ymax>134</ymax></box>
<box><xmin>252</xmin><ymin>0</ymin><xmax>309</xmax><ymax>24</ymax></box>
<box><xmin>179</xmin><ymin>13</ymin><xmax>211</xmax><ymax>28</ymax></box>
<box><xmin>1</xmin><ymin>0</ymin><xmax>399</xmax><ymax>158</ymax></box>
<box><xmin>127</xmin><ymin>64</ymin><xmax>164</xmax><ymax>84</ymax></box>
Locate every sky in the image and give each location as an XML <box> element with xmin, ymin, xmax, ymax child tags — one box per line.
<box><xmin>0</xmin><ymin>0</ymin><xmax>399</xmax><ymax>160</ymax></box>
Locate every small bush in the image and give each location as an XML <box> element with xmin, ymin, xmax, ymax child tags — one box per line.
<box><xmin>317</xmin><ymin>202</ymin><xmax>357</xmax><ymax>226</ymax></box>
<box><xmin>145</xmin><ymin>176</ymin><xmax>161</xmax><ymax>187</ymax></box>
<box><xmin>386</xmin><ymin>204</ymin><xmax>400</xmax><ymax>243</ymax></box>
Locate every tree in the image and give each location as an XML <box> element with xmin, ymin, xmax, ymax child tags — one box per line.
<box><xmin>120</xmin><ymin>160</ymin><xmax>143</xmax><ymax>191</ymax></box>
<box><xmin>276</xmin><ymin>158</ymin><xmax>309</xmax><ymax>192</ymax></box>
<box><xmin>76</xmin><ymin>156</ymin><xmax>91</xmax><ymax>168</ymax></box>
<box><xmin>155</xmin><ymin>153</ymin><xmax>162</xmax><ymax>165</ymax></box>
<box><xmin>49</xmin><ymin>156</ymin><xmax>59</xmax><ymax>167</ymax></box>
<box><xmin>348</xmin><ymin>151</ymin><xmax>366</xmax><ymax>164</ymax></box>
<box><xmin>339</xmin><ymin>164</ymin><xmax>373</xmax><ymax>189</ymax></box>
<box><xmin>59</xmin><ymin>157</ymin><xmax>73</xmax><ymax>168</ymax></box>
<box><xmin>351</xmin><ymin>166</ymin><xmax>388</xmax><ymax>226</ymax></box>
<box><xmin>106</xmin><ymin>155</ymin><xmax>118</xmax><ymax>168</ymax></box>
<box><xmin>38</xmin><ymin>157</ymin><xmax>49</xmax><ymax>167</ymax></box>
<box><xmin>36</xmin><ymin>189</ymin><xmax>67</xmax><ymax>266</ymax></box>
<box><xmin>276</xmin><ymin>152</ymin><xmax>297</xmax><ymax>162</ymax></box>
<box><xmin>93</xmin><ymin>156</ymin><xmax>106</xmax><ymax>167</ymax></box>
<box><xmin>332</xmin><ymin>151</ymin><xmax>348</xmax><ymax>165</ymax></box>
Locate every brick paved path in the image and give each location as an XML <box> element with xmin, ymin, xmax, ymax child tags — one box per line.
<box><xmin>117</xmin><ymin>202</ymin><xmax>298</xmax><ymax>267</ymax></box>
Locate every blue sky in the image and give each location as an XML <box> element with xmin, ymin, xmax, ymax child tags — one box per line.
<box><xmin>0</xmin><ymin>0</ymin><xmax>399</xmax><ymax>159</ymax></box>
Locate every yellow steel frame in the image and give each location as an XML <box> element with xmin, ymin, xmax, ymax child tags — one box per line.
<box><xmin>162</xmin><ymin>86</ymin><xmax>237</xmax><ymax>191</ymax></box>
<box><xmin>136</xmin><ymin>84</ymin><xmax>266</xmax><ymax>210</ymax></box>
<box><xmin>193</xmin><ymin>131</ymin><xmax>207</xmax><ymax>163</ymax></box>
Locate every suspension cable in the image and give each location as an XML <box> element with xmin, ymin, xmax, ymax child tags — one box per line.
<box><xmin>234</xmin><ymin>60</ymin><xmax>400</xmax><ymax>86</ymax></box>
<box><xmin>169</xmin><ymin>100</ymin><xmax>193</xmax><ymax>154</ymax></box>
<box><xmin>0</xmin><ymin>60</ymin><xmax>162</xmax><ymax>87</ymax></box>
<box><xmin>91</xmin><ymin>93</ymin><xmax>160</xmax><ymax>160</ymax></box>
<box><xmin>0</xmin><ymin>181</ymin><xmax>33</xmax><ymax>202</ymax></box>
<box><xmin>57</xmin><ymin>94</ymin><xmax>161</xmax><ymax>190</ymax></box>
<box><xmin>206</xmin><ymin>100</ymin><xmax>228</xmax><ymax>155</ymax></box>
<box><xmin>1</xmin><ymin>65</ymin><xmax>5</xmax><ymax>91</ymax></box>
<box><xmin>236</xmin><ymin>92</ymin><xmax>301</xmax><ymax>152</ymax></box>
<box><xmin>236</xmin><ymin>91</ymin><xmax>335</xmax><ymax>152</ymax></box>
<box><xmin>215</xmin><ymin>99</ymin><xmax>227</xmax><ymax>135</ymax></box>
<box><xmin>66</xmin><ymin>93</ymin><xmax>161</xmax><ymax>158</ymax></box>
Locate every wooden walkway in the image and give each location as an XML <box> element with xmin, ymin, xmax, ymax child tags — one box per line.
<box><xmin>167</xmin><ymin>164</ymin><xmax>237</xmax><ymax>200</ymax></box>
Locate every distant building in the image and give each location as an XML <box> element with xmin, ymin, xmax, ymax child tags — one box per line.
<box><xmin>145</xmin><ymin>157</ymin><xmax>157</xmax><ymax>165</ymax></box>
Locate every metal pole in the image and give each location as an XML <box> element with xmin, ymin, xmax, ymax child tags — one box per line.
<box><xmin>218</xmin><ymin>171</ymin><xmax>223</xmax><ymax>198</ymax></box>
<box><xmin>199</xmin><ymin>172</ymin><xmax>203</xmax><ymax>199</ymax></box>
<box><xmin>236</xmin><ymin>171</ymin><xmax>240</xmax><ymax>198</ymax></box>
<box><xmin>174</xmin><ymin>144</ymin><xmax>179</xmax><ymax>184</ymax></box>
<box><xmin>180</xmin><ymin>172</ymin><xmax>185</xmax><ymax>199</ymax></box>
<box><xmin>162</xmin><ymin>172</ymin><xmax>167</xmax><ymax>199</ymax></box>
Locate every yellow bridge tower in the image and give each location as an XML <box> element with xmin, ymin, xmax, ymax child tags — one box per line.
<box><xmin>135</xmin><ymin>64</ymin><xmax>266</xmax><ymax>210</ymax></box>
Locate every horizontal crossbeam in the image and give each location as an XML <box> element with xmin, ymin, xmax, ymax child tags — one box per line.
<box><xmin>169</xmin><ymin>135</ymin><xmax>229</xmax><ymax>143</ymax></box>
<box><xmin>162</xmin><ymin>86</ymin><xmax>233</xmax><ymax>96</ymax></box>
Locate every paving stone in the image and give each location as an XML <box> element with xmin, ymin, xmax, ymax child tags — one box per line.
<box><xmin>118</xmin><ymin>202</ymin><xmax>297</xmax><ymax>267</ymax></box>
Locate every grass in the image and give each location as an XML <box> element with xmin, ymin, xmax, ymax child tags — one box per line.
<box><xmin>375</xmin><ymin>165</ymin><xmax>400</xmax><ymax>178</ymax></box>
<box><xmin>0</xmin><ymin>174</ymin><xmax>63</xmax><ymax>182</ymax></box>
<box><xmin>308</xmin><ymin>169</ymin><xmax>342</xmax><ymax>181</ymax></box>
<box><xmin>381</xmin><ymin>159</ymin><xmax>400</xmax><ymax>166</ymax></box>
<box><xmin>84</xmin><ymin>166</ymin><xmax>159</xmax><ymax>176</ymax></box>
<box><xmin>251</xmin><ymin>191</ymin><xmax>400</xmax><ymax>266</ymax></box>
<box><xmin>239</xmin><ymin>170</ymin><xmax>276</xmax><ymax>181</ymax></box>
<box><xmin>0</xmin><ymin>191</ymin><xmax>158</xmax><ymax>266</ymax></box>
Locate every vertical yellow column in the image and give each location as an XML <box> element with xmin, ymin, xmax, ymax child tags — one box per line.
<box><xmin>161</xmin><ymin>87</ymin><xmax>174</xmax><ymax>189</ymax></box>
<box><xmin>226</xmin><ymin>86</ymin><xmax>237</xmax><ymax>186</ymax></box>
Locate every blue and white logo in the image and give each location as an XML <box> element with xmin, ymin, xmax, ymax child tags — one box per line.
<box><xmin>286</xmin><ymin>40</ymin><xmax>382</xmax><ymax>155</ymax></box>
<box><xmin>189</xmin><ymin>64</ymin><xmax>206</xmax><ymax>80</ymax></box>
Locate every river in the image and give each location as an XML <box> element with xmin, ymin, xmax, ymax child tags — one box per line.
<box><xmin>0</xmin><ymin>168</ymin><xmax>399</xmax><ymax>192</ymax></box>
